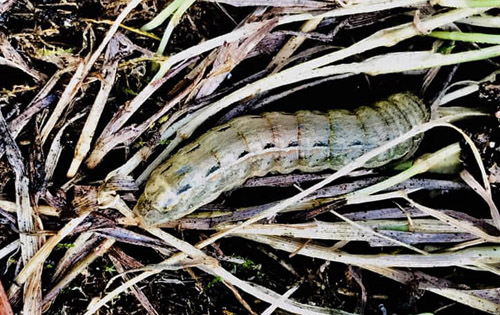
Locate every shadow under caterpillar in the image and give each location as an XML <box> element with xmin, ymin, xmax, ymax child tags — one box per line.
<box><xmin>135</xmin><ymin>92</ymin><xmax>429</xmax><ymax>226</ymax></box>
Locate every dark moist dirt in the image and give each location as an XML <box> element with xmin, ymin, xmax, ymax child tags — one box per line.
<box><xmin>1</xmin><ymin>1</ymin><xmax>500</xmax><ymax>315</ymax></box>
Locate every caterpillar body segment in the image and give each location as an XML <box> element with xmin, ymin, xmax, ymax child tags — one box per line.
<box><xmin>135</xmin><ymin>92</ymin><xmax>429</xmax><ymax>226</ymax></box>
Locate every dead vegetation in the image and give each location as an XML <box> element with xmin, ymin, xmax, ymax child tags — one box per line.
<box><xmin>1</xmin><ymin>0</ymin><xmax>500</xmax><ymax>314</ymax></box>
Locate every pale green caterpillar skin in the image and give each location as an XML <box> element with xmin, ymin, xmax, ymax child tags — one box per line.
<box><xmin>135</xmin><ymin>93</ymin><xmax>429</xmax><ymax>226</ymax></box>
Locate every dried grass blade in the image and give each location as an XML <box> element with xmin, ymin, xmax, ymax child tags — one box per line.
<box><xmin>242</xmin><ymin>235</ymin><xmax>500</xmax><ymax>268</ymax></box>
<box><xmin>13</xmin><ymin>212</ymin><xmax>93</xmax><ymax>288</ymax></box>
<box><xmin>92</xmin><ymin>75</ymin><xmax>170</xmax><ymax>143</ymax></box>
<box><xmin>404</xmin><ymin>197</ymin><xmax>500</xmax><ymax>242</ymax></box>
<box><xmin>45</xmin><ymin>112</ymin><xmax>86</xmax><ymax>182</ymax></box>
<box><xmin>438</xmin><ymin>70</ymin><xmax>500</xmax><ymax>106</ymax></box>
<box><xmin>7</xmin><ymin>95</ymin><xmax>55</xmax><ymax>139</ymax></box>
<box><xmin>363</xmin><ymin>266</ymin><xmax>500</xmax><ymax>314</ymax></box>
<box><xmin>459</xmin><ymin>14</ymin><xmax>500</xmax><ymax>27</ymax></box>
<box><xmin>145</xmin><ymin>228</ymin><xmax>347</xmax><ymax>315</ymax></box>
<box><xmin>434</xmin><ymin>0</ymin><xmax>500</xmax><ymax>8</ymax></box>
<box><xmin>0</xmin><ymin>0</ymin><xmax>15</xmax><ymax>14</ymax></box>
<box><xmin>86</xmin><ymin>59</ymin><xmax>195</xmax><ymax>169</ymax></box>
<box><xmin>261</xmin><ymin>285</ymin><xmax>299</xmax><ymax>315</ymax></box>
<box><xmin>346</xmin><ymin>143</ymin><xmax>461</xmax><ymax>199</ymax></box>
<box><xmin>0</xmin><ymin>201</ymin><xmax>58</xmax><ymax>217</ymax></box>
<box><xmin>310</xmin><ymin>200</ymin><xmax>430</xmax><ymax>254</ymax></box>
<box><xmin>393</xmin><ymin>122</ymin><xmax>500</xmax><ymax>240</ymax></box>
<box><xmin>223</xmin><ymin>282</ymin><xmax>257</xmax><ymax>315</ymax></box>
<box><xmin>0</xmin><ymin>240</ymin><xmax>19</xmax><ymax>261</ymax></box>
<box><xmin>430</xmin><ymin>288</ymin><xmax>500</xmax><ymax>314</ymax></box>
<box><xmin>88</xmin><ymin>19</ymin><xmax>277</xmax><ymax>169</ymax></box>
<box><xmin>267</xmin><ymin>17</ymin><xmax>323</xmax><ymax>73</ymax></box>
<box><xmin>460</xmin><ymin>169</ymin><xmax>500</xmax><ymax>229</ymax></box>
<box><xmin>82</xmin><ymin>270</ymin><xmax>157</xmax><ymax>315</ymax></box>
<box><xmin>5</xmin><ymin>65</ymin><xmax>76</xmax><ymax>142</ymax></box>
<box><xmin>230</xmin><ymin>219</ymin><xmax>477</xmax><ymax>246</ymax></box>
<box><xmin>42</xmin><ymin>238</ymin><xmax>115</xmax><ymax>309</ymax></box>
<box><xmin>109</xmin><ymin>106</ymin><xmax>190</xmax><ymax>179</ymax></box>
<box><xmin>278</xmin><ymin>0</ymin><xmax>427</xmax><ymax>25</ymax></box>
<box><xmin>196</xmin><ymin>18</ymin><xmax>279</xmax><ymax>98</ymax></box>
<box><xmin>83</xmin><ymin>226</ymin><xmax>346</xmax><ymax>315</ymax></box>
<box><xmin>13</xmin><ymin>185</ymin><xmax>96</xmax><ymax>310</ymax></box>
<box><xmin>0</xmin><ymin>56</ymin><xmax>38</xmax><ymax>79</ymax></box>
<box><xmin>40</xmin><ymin>0</ymin><xmax>144</xmax><ymax>143</ymax></box>
<box><xmin>108</xmin><ymin>253</ymin><xmax>159</xmax><ymax>315</ymax></box>
<box><xmin>40</xmin><ymin>61</ymin><xmax>86</xmax><ymax>143</ymax></box>
<box><xmin>149</xmin><ymin>202</ymin><xmax>445</xmax><ymax>231</ymax></box>
<box><xmin>0</xmin><ymin>32</ymin><xmax>45</xmax><ymax>82</ymax></box>
<box><xmin>0</xmin><ymin>112</ymin><xmax>43</xmax><ymax>314</ymax></box>
<box><xmin>51</xmin><ymin>232</ymin><xmax>98</xmax><ymax>281</ymax></box>
<box><xmin>67</xmin><ymin>51</ymin><xmax>119</xmax><ymax>177</ymax></box>
<box><xmin>154</xmin><ymin>19</ymin><xmax>271</xmax><ymax>79</ymax></box>
<box><xmin>0</xmin><ymin>278</ymin><xmax>13</xmax><ymax>315</ymax></box>
<box><xmin>150</xmin><ymin>0</ymin><xmax>425</xmax><ymax>79</ymax></box>
<box><xmin>93</xmin><ymin>227</ymin><xmax>171</xmax><ymax>253</ymax></box>
<box><xmin>204</xmin><ymin>0</ymin><xmax>328</xmax><ymax>7</ymax></box>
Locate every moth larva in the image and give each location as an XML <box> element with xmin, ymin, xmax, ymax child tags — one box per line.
<box><xmin>135</xmin><ymin>92</ymin><xmax>429</xmax><ymax>226</ymax></box>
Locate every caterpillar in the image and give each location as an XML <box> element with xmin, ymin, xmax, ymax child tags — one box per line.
<box><xmin>134</xmin><ymin>92</ymin><xmax>429</xmax><ymax>226</ymax></box>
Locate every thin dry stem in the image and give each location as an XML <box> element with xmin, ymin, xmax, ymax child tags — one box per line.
<box><xmin>0</xmin><ymin>240</ymin><xmax>20</xmax><ymax>261</ymax></box>
<box><xmin>0</xmin><ymin>111</ymin><xmax>43</xmax><ymax>314</ymax></box>
<box><xmin>0</xmin><ymin>201</ymin><xmax>58</xmax><ymax>217</ymax></box>
<box><xmin>13</xmin><ymin>212</ymin><xmax>92</xmax><ymax>288</ymax></box>
<box><xmin>230</xmin><ymin>219</ymin><xmax>476</xmax><ymax>245</ymax></box>
<box><xmin>0</xmin><ymin>278</ymin><xmax>13</xmax><ymax>315</ymax></box>
<box><xmin>40</xmin><ymin>0</ymin><xmax>144</xmax><ymax>143</ymax></box>
<box><xmin>43</xmin><ymin>239</ymin><xmax>115</xmax><ymax>308</ymax></box>
<box><xmin>241</xmin><ymin>234</ymin><xmax>500</xmax><ymax>268</ymax></box>
<box><xmin>84</xmin><ymin>226</ymin><xmax>342</xmax><ymax>315</ymax></box>
<box><xmin>67</xmin><ymin>44</ymin><xmax>120</xmax><ymax>177</ymax></box>
<box><xmin>267</xmin><ymin>17</ymin><xmax>323</xmax><ymax>73</ymax></box>
<box><xmin>363</xmin><ymin>265</ymin><xmax>500</xmax><ymax>314</ymax></box>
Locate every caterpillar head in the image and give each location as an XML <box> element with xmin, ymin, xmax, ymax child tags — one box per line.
<box><xmin>134</xmin><ymin>174</ymin><xmax>184</xmax><ymax>227</ymax></box>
